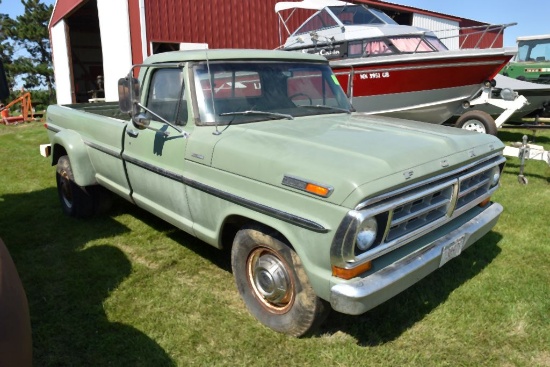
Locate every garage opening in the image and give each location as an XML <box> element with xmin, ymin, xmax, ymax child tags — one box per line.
<box><xmin>66</xmin><ymin>0</ymin><xmax>104</xmax><ymax>103</ymax></box>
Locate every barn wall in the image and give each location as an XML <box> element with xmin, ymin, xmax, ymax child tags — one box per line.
<box><xmin>459</xmin><ymin>19</ymin><xmax>504</xmax><ymax>49</ymax></box>
<box><xmin>144</xmin><ymin>0</ymin><xmax>308</xmax><ymax>50</ymax></box>
<box><xmin>412</xmin><ymin>13</ymin><xmax>459</xmax><ymax>50</ymax></box>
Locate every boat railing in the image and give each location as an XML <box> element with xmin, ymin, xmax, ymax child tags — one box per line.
<box><xmin>385</xmin><ymin>22</ymin><xmax>517</xmax><ymax>55</ymax></box>
<box><xmin>433</xmin><ymin>23</ymin><xmax>517</xmax><ymax>49</ymax></box>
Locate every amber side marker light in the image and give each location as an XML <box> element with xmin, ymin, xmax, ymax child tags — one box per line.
<box><xmin>332</xmin><ymin>261</ymin><xmax>372</xmax><ymax>280</ymax></box>
<box><xmin>305</xmin><ymin>183</ymin><xmax>330</xmax><ymax>197</ymax></box>
<box><xmin>479</xmin><ymin>197</ymin><xmax>491</xmax><ymax>207</ymax></box>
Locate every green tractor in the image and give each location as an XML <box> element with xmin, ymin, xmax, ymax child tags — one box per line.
<box><xmin>501</xmin><ymin>34</ymin><xmax>550</xmax><ymax>84</ymax></box>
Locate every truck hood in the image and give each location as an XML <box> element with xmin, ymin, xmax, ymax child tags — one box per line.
<box><xmin>210</xmin><ymin>114</ymin><xmax>503</xmax><ymax>206</ymax></box>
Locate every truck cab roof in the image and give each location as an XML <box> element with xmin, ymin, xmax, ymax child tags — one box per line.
<box><xmin>143</xmin><ymin>48</ymin><xmax>328</xmax><ymax>64</ymax></box>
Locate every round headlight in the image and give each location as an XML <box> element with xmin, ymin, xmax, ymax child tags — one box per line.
<box><xmin>490</xmin><ymin>166</ymin><xmax>501</xmax><ymax>187</ymax></box>
<box><xmin>356</xmin><ymin>217</ymin><xmax>378</xmax><ymax>252</ymax></box>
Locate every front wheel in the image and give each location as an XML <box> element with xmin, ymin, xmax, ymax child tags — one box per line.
<box><xmin>455</xmin><ymin>110</ymin><xmax>498</xmax><ymax>135</ymax></box>
<box><xmin>231</xmin><ymin>225</ymin><xmax>329</xmax><ymax>337</ymax></box>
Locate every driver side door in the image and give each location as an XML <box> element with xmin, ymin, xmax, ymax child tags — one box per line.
<box><xmin>122</xmin><ymin>67</ymin><xmax>194</xmax><ymax>233</ymax></box>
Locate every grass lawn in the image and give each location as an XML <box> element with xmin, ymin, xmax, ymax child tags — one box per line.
<box><xmin>0</xmin><ymin>122</ymin><xmax>548</xmax><ymax>366</ymax></box>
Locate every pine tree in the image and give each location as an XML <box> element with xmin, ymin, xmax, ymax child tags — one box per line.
<box><xmin>2</xmin><ymin>0</ymin><xmax>54</xmax><ymax>103</ymax></box>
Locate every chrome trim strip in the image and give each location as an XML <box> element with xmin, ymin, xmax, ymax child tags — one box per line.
<box><xmin>84</xmin><ymin>141</ymin><xmax>122</xmax><ymax>159</ymax></box>
<box><xmin>330</xmin><ymin>203</ymin><xmax>503</xmax><ymax>315</ymax></box>
<box><xmin>332</xmin><ymin>155</ymin><xmax>505</xmax><ymax>267</ymax></box>
<box><xmin>355</xmin><ymin>153</ymin><xmax>505</xmax><ymax>210</ymax></box>
<box><xmin>355</xmin><ymin>214</ymin><xmax>450</xmax><ymax>264</ymax></box>
<box><xmin>46</xmin><ymin>124</ymin><xmax>60</xmax><ymax>133</ymax></box>
<box><xmin>122</xmin><ymin>154</ymin><xmax>328</xmax><ymax>233</ymax></box>
<box><xmin>459</xmin><ymin>177</ymin><xmax>490</xmax><ymax>197</ymax></box>
<box><xmin>390</xmin><ymin>199</ymin><xmax>450</xmax><ymax>227</ymax></box>
<box><xmin>52</xmin><ymin>129</ymin><xmax>327</xmax><ymax>232</ymax></box>
<box><xmin>358</xmin><ymin>178</ymin><xmax>456</xmax><ymax>219</ymax></box>
<box><xmin>453</xmin><ymin>185</ymin><xmax>499</xmax><ymax>218</ymax></box>
<box><xmin>282</xmin><ymin>174</ymin><xmax>334</xmax><ymax>198</ymax></box>
<box><xmin>345</xmin><ymin>60</ymin><xmax>503</xmax><ymax>74</ymax></box>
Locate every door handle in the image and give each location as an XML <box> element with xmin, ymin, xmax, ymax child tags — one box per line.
<box><xmin>126</xmin><ymin>129</ymin><xmax>139</xmax><ymax>138</ymax></box>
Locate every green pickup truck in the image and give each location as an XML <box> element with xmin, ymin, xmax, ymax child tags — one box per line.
<box><xmin>43</xmin><ymin>49</ymin><xmax>505</xmax><ymax>336</ymax></box>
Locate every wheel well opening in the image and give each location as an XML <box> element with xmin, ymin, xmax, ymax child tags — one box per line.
<box><xmin>52</xmin><ymin>144</ymin><xmax>68</xmax><ymax>165</ymax></box>
<box><xmin>220</xmin><ymin>216</ymin><xmax>293</xmax><ymax>252</ymax></box>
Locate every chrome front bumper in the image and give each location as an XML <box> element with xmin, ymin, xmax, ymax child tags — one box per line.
<box><xmin>330</xmin><ymin>203</ymin><xmax>503</xmax><ymax>315</ymax></box>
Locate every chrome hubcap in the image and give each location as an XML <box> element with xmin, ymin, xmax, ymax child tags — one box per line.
<box><xmin>249</xmin><ymin>249</ymin><xmax>293</xmax><ymax>309</ymax></box>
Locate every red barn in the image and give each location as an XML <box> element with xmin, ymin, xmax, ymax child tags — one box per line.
<box><xmin>48</xmin><ymin>0</ymin><xmax>503</xmax><ymax>104</ymax></box>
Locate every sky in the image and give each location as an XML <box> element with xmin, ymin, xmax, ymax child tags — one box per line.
<box><xmin>394</xmin><ymin>0</ymin><xmax>549</xmax><ymax>47</ymax></box>
<box><xmin>0</xmin><ymin>0</ymin><xmax>548</xmax><ymax>47</ymax></box>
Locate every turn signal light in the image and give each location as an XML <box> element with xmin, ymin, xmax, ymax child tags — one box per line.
<box><xmin>332</xmin><ymin>261</ymin><xmax>372</xmax><ymax>280</ymax></box>
<box><xmin>479</xmin><ymin>197</ymin><xmax>491</xmax><ymax>207</ymax></box>
<box><xmin>305</xmin><ymin>183</ymin><xmax>330</xmax><ymax>197</ymax></box>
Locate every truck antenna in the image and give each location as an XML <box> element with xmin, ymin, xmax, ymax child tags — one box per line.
<box><xmin>206</xmin><ymin>50</ymin><xmax>221</xmax><ymax>135</ymax></box>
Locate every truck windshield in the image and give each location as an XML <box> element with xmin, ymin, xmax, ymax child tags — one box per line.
<box><xmin>193</xmin><ymin>61</ymin><xmax>352</xmax><ymax>125</ymax></box>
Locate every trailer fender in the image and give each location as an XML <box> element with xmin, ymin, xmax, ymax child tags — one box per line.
<box><xmin>51</xmin><ymin>130</ymin><xmax>96</xmax><ymax>187</ymax></box>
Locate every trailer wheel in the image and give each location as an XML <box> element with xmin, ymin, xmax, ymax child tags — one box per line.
<box><xmin>455</xmin><ymin>110</ymin><xmax>498</xmax><ymax>135</ymax></box>
<box><xmin>56</xmin><ymin>155</ymin><xmax>111</xmax><ymax>218</ymax></box>
<box><xmin>231</xmin><ymin>225</ymin><xmax>329</xmax><ymax>337</ymax></box>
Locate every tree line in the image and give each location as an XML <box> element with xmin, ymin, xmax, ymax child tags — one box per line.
<box><xmin>0</xmin><ymin>0</ymin><xmax>54</xmax><ymax>111</ymax></box>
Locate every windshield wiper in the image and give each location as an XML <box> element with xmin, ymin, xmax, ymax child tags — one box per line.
<box><xmin>299</xmin><ymin>105</ymin><xmax>351</xmax><ymax>114</ymax></box>
<box><xmin>219</xmin><ymin>110</ymin><xmax>294</xmax><ymax>120</ymax></box>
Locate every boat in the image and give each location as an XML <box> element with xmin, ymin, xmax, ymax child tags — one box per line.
<box><xmin>275</xmin><ymin>0</ymin><xmax>517</xmax><ymax>125</ymax></box>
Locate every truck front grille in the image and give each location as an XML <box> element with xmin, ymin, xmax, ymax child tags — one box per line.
<box><xmin>344</xmin><ymin>154</ymin><xmax>505</xmax><ymax>264</ymax></box>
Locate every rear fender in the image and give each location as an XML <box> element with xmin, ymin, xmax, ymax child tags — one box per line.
<box><xmin>51</xmin><ymin>130</ymin><xmax>96</xmax><ymax>187</ymax></box>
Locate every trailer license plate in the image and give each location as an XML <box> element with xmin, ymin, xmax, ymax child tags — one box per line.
<box><xmin>440</xmin><ymin>235</ymin><xmax>466</xmax><ymax>267</ymax></box>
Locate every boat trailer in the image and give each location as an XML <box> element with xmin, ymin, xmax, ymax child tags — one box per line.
<box><xmin>463</xmin><ymin>83</ymin><xmax>528</xmax><ymax>130</ymax></box>
<box><xmin>503</xmin><ymin>130</ymin><xmax>550</xmax><ymax>185</ymax></box>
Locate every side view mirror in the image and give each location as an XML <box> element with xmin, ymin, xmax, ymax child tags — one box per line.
<box><xmin>118</xmin><ymin>77</ymin><xmax>140</xmax><ymax>114</ymax></box>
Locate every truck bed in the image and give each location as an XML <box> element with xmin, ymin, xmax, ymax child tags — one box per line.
<box><xmin>58</xmin><ymin>101</ymin><xmax>130</xmax><ymax>120</ymax></box>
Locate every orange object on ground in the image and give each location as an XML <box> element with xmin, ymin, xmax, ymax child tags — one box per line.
<box><xmin>1</xmin><ymin>92</ymin><xmax>34</xmax><ymax>125</ymax></box>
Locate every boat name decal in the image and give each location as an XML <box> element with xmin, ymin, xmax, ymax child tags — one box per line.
<box><xmin>302</xmin><ymin>48</ymin><xmax>341</xmax><ymax>57</ymax></box>
<box><xmin>359</xmin><ymin>72</ymin><xmax>391</xmax><ymax>80</ymax></box>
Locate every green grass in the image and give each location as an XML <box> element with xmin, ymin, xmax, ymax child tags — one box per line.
<box><xmin>0</xmin><ymin>122</ymin><xmax>549</xmax><ymax>366</ymax></box>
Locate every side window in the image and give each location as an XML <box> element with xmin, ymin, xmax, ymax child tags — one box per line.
<box><xmin>146</xmin><ymin>68</ymin><xmax>188</xmax><ymax>124</ymax></box>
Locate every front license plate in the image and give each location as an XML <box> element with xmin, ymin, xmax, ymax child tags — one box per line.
<box><xmin>439</xmin><ymin>235</ymin><xmax>466</xmax><ymax>267</ymax></box>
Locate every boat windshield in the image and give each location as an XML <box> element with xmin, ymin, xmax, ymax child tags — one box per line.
<box><xmin>193</xmin><ymin>61</ymin><xmax>352</xmax><ymax>125</ymax></box>
<box><xmin>293</xmin><ymin>5</ymin><xmax>397</xmax><ymax>36</ymax></box>
<box><xmin>330</xmin><ymin>6</ymin><xmax>398</xmax><ymax>26</ymax></box>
